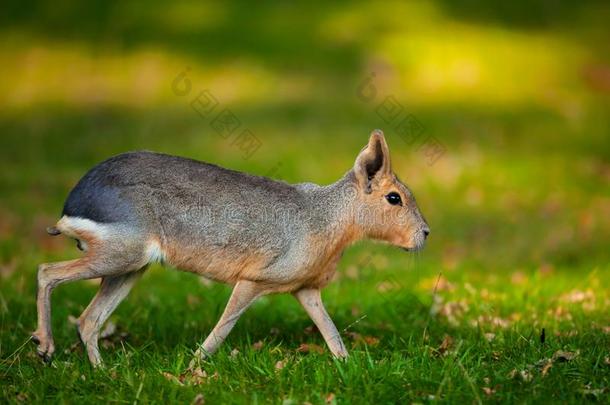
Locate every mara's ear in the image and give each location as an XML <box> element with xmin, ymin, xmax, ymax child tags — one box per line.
<box><xmin>354</xmin><ymin>129</ymin><xmax>392</xmax><ymax>193</ymax></box>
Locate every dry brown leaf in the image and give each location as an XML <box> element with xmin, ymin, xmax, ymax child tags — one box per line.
<box><xmin>541</xmin><ymin>360</ymin><xmax>553</xmax><ymax>377</ymax></box>
<box><xmin>230</xmin><ymin>348</ymin><xmax>240</xmax><ymax>358</ymax></box>
<box><xmin>191</xmin><ymin>393</ymin><xmax>205</xmax><ymax>405</ymax></box>
<box><xmin>163</xmin><ymin>367</ymin><xmax>210</xmax><ymax>386</ymax></box>
<box><xmin>482</xmin><ymin>387</ymin><xmax>495</xmax><ymax>396</ymax></box>
<box><xmin>188</xmin><ymin>367</ymin><xmax>208</xmax><ymax>386</ymax></box>
<box><xmin>549</xmin><ymin>306</ymin><xmax>573</xmax><ymax>321</ymax></box>
<box><xmin>553</xmin><ymin>330</ymin><xmax>578</xmax><ymax>338</ymax></box>
<box><xmin>604</xmin><ymin>356</ymin><xmax>610</xmax><ymax>366</ymax></box>
<box><xmin>484</xmin><ymin>333</ymin><xmax>495</xmax><ymax>342</ymax></box>
<box><xmin>252</xmin><ymin>341</ymin><xmax>264</xmax><ymax>351</ymax></box>
<box><xmin>346</xmin><ymin>332</ymin><xmax>380</xmax><ymax>347</ymax></box>
<box><xmin>430</xmin><ymin>297</ymin><xmax>469</xmax><ymax>326</ymax></box>
<box><xmin>420</xmin><ymin>275</ymin><xmax>455</xmax><ymax>292</ymax></box>
<box><xmin>561</xmin><ymin>289</ymin><xmax>595</xmax><ymax>304</ymax></box>
<box><xmin>325</xmin><ymin>393</ymin><xmax>336</xmax><ymax>404</ymax></box>
<box><xmin>296</xmin><ymin>343</ymin><xmax>325</xmax><ymax>354</ymax></box>
<box><xmin>363</xmin><ymin>336</ymin><xmax>380</xmax><ymax>346</ymax></box>
<box><xmin>520</xmin><ymin>370</ymin><xmax>533</xmax><ymax>382</ymax></box>
<box><xmin>162</xmin><ymin>371</ymin><xmax>184</xmax><ymax>386</ymax></box>
<box><xmin>470</xmin><ymin>315</ymin><xmax>510</xmax><ymax>329</ymax></box>
<box><xmin>187</xmin><ymin>294</ymin><xmax>201</xmax><ymax>307</ymax></box>
<box><xmin>275</xmin><ymin>360</ymin><xmax>286</xmax><ymax>371</ymax></box>
<box><xmin>552</xmin><ymin>350</ymin><xmax>577</xmax><ymax>362</ymax></box>
<box><xmin>435</xmin><ymin>334</ymin><xmax>454</xmax><ymax>356</ymax></box>
<box><xmin>0</xmin><ymin>259</ymin><xmax>17</xmax><ymax>279</ymax></box>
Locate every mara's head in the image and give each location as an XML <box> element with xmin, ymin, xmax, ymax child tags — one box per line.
<box><xmin>351</xmin><ymin>129</ymin><xmax>430</xmax><ymax>251</ymax></box>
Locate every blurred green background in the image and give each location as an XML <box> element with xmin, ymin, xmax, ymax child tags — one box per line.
<box><xmin>0</xmin><ymin>1</ymin><xmax>609</xmax><ymax>403</ymax></box>
<box><xmin>1</xmin><ymin>0</ymin><xmax>609</xmax><ymax>272</ymax></box>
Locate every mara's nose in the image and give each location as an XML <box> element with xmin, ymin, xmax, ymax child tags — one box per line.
<box><xmin>423</xmin><ymin>228</ymin><xmax>430</xmax><ymax>239</ymax></box>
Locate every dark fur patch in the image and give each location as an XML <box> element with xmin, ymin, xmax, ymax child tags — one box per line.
<box><xmin>365</xmin><ymin>140</ymin><xmax>384</xmax><ymax>179</ymax></box>
<box><xmin>62</xmin><ymin>154</ymin><xmax>140</xmax><ymax>223</ymax></box>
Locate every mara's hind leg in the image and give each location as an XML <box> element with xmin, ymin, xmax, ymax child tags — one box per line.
<box><xmin>77</xmin><ymin>269</ymin><xmax>145</xmax><ymax>367</ymax></box>
<box><xmin>33</xmin><ymin>220</ymin><xmax>149</xmax><ymax>364</ymax></box>
<box><xmin>32</xmin><ymin>258</ymin><xmax>100</xmax><ymax>362</ymax></box>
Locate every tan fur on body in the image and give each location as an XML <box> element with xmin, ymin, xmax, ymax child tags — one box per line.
<box><xmin>33</xmin><ymin>130</ymin><xmax>429</xmax><ymax>366</ymax></box>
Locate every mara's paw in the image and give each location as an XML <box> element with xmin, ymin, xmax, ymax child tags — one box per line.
<box><xmin>31</xmin><ymin>331</ymin><xmax>55</xmax><ymax>363</ymax></box>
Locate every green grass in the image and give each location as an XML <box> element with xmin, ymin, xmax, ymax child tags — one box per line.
<box><xmin>1</xmin><ymin>0</ymin><xmax>610</xmax><ymax>403</ymax></box>
<box><xmin>1</xmin><ymin>254</ymin><xmax>608</xmax><ymax>403</ymax></box>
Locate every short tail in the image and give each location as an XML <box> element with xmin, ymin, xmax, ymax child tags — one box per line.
<box><xmin>46</xmin><ymin>226</ymin><xmax>61</xmax><ymax>236</ymax></box>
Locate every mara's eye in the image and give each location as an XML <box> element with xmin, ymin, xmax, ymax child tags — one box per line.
<box><xmin>385</xmin><ymin>192</ymin><xmax>402</xmax><ymax>206</ymax></box>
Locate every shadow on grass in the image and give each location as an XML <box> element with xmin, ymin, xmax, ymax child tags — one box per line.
<box><xmin>435</xmin><ymin>0</ymin><xmax>607</xmax><ymax>29</ymax></box>
<box><xmin>0</xmin><ymin>0</ymin><xmax>363</xmax><ymax>74</ymax></box>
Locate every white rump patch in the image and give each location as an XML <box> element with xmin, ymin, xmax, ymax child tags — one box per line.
<box><xmin>145</xmin><ymin>240</ymin><xmax>166</xmax><ymax>264</ymax></box>
<box><xmin>57</xmin><ymin>216</ymin><xmax>114</xmax><ymax>240</ymax></box>
<box><xmin>58</xmin><ymin>216</ymin><xmax>165</xmax><ymax>263</ymax></box>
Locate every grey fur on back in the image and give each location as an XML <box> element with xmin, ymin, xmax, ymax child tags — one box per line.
<box><xmin>64</xmin><ymin>151</ymin><xmax>302</xmax><ymax>224</ymax></box>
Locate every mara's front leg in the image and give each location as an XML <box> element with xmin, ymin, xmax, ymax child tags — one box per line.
<box><xmin>293</xmin><ymin>288</ymin><xmax>348</xmax><ymax>359</ymax></box>
<box><xmin>191</xmin><ymin>280</ymin><xmax>265</xmax><ymax>367</ymax></box>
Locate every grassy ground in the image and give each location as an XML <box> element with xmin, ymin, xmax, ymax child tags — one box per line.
<box><xmin>1</xmin><ymin>1</ymin><xmax>609</xmax><ymax>403</ymax></box>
